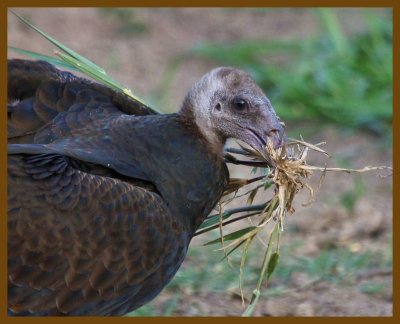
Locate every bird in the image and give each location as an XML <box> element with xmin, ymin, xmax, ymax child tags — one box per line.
<box><xmin>8</xmin><ymin>59</ymin><xmax>285</xmax><ymax>316</ymax></box>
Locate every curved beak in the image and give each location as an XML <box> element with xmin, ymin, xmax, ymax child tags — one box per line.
<box><xmin>265</xmin><ymin>121</ymin><xmax>286</xmax><ymax>149</ymax></box>
<box><xmin>247</xmin><ymin>104</ymin><xmax>286</xmax><ymax>151</ymax></box>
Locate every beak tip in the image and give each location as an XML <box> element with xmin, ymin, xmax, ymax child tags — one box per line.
<box><xmin>267</xmin><ymin>128</ymin><xmax>286</xmax><ymax>150</ymax></box>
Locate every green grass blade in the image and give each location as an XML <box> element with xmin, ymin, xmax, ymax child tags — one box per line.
<box><xmin>219</xmin><ymin>239</ymin><xmax>247</xmax><ymax>262</ymax></box>
<box><xmin>198</xmin><ymin>203</ymin><xmax>268</xmax><ymax>231</ymax></box>
<box><xmin>10</xmin><ymin>9</ymin><xmax>106</xmax><ymax>74</ymax></box>
<box><xmin>242</xmin><ymin>223</ymin><xmax>279</xmax><ymax>316</ymax></box>
<box><xmin>203</xmin><ymin>227</ymin><xmax>257</xmax><ymax>246</ymax></box>
<box><xmin>266</xmin><ymin>252</ymin><xmax>279</xmax><ymax>280</ymax></box>
<box><xmin>56</xmin><ymin>51</ymin><xmax>157</xmax><ymax>110</ymax></box>
<box><xmin>197</xmin><ymin>212</ymin><xmax>231</xmax><ymax>230</ymax></box>
<box><xmin>9</xmin><ymin>10</ymin><xmax>160</xmax><ymax>113</ymax></box>
<box><xmin>246</xmin><ymin>187</ymin><xmax>259</xmax><ymax>205</ymax></box>
<box><xmin>8</xmin><ymin>47</ymin><xmax>79</xmax><ymax>71</ymax></box>
<box><xmin>55</xmin><ymin>51</ymin><xmax>127</xmax><ymax>92</ymax></box>
<box><xmin>239</xmin><ymin>238</ymin><xmax>253</xmax><ymax>304</ymax></box>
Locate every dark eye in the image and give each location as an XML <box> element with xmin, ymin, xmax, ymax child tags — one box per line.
<box><xmin>232</xmin><ymin>98</ymin><xmax>248</xmax><ymax>111</ymax></box>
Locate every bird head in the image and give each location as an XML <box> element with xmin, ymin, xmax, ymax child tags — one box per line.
<box><xmin>180</xmin><ymin>67</ymin><xmax>285</xmax><ymax>152</ymax></box>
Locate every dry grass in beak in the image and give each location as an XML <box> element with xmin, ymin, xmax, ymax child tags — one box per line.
<box><xmin>198</xmin><ymin>137</ymin><xmax>392</xmax><ymax>316</ymax></box>
<box><xmin>11</xmin><ymin>12</ymin><xmax>392</xmax><ymax>316</ymax></box>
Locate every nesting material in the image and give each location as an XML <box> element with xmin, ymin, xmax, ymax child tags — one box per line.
<box><xmin>206</xmin><ymin>138</ymin><xmax>392</xmax><ymax>316</ymax></box>
<box><xmin>231</xmin><ymin>137</ymin><xmax>392</xmax><ymax>231</ymax></box>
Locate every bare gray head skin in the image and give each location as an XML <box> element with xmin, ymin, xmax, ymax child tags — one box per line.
<box><xmin>179</xmin><ymin>67</ymin><xmax>286</xmax><ymax>153</ymax></box>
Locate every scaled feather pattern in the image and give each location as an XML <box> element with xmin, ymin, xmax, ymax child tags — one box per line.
<box><xmin>8</xmin><ymin>59</ymin><xmax>285</xmax><ymax>316</ymax></box>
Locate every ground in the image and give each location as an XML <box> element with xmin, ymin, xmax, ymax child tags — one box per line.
<box><xmin>7</xmin><ymin>8</ymin><xmax>393</xmax><ymax>316</ymax></box>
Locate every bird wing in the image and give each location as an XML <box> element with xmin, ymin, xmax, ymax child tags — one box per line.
<box><xmin>8</xmin><ymin>59</ymin><xmax>160</xmax><ymax>183</ymax></box>
<box><xmin>8</xmin><ymin>59</ymin><xmax>155</xmax><ymax>142</ymax></box>
<box><xmin>8</xmin><ymin>151</ymin><xmax>189</xmax><ymax>315</ymax></box>
<box><xmin>7</xmin><ymin>59</ymin><xmax>190</xmax><ymax>315</ymax></box>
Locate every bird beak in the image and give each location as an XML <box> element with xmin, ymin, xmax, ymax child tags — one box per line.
<box><xmin>245</xmin><ymin>108</ymin><xmax>286</xmax><ymax>151</ymax></box>
<box><xmin>260</xmin><ymin>99</ymin><xmax>286</xmax><ymax>150</ymax></box>
<box><xmin>266</xmin><ymin>121</ymin><xmax>286</xmax><ymax>150</ymax></box>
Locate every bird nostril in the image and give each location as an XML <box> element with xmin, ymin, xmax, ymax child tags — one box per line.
<box><xmin>266</xmin><ymin>128</ymin><xmax>285</xmax><ymax>149</ymax></box>
<box><xmin>267</xmin><ymin>129</ymin><xmax>279</xmax><ymax>138</ymax></box>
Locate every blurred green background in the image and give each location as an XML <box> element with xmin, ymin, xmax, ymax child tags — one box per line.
<box><xmin>8</xmin><ymin>8</ymin><xmax>393</xmax><ymax>316</ymax></box>
<box><xmin>152</xmin><ymin>9</ymin><xmax>392</xmax><ymax>138</ymax></box>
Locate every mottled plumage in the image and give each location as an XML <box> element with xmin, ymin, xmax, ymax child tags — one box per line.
<box><xmin>8</xmin><ymin>59</ymin><xmax>284</xmax><ymax>316</ymax></box>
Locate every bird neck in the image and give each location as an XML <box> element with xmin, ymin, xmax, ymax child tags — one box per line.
<box><xmin>126</xmin><ymin>113</ymin><xmax>229</xmax><ymax>234</ymax></box>
<box><xmin>179</xmin><ymin>99</ymin><xmax>226</xmax><ymax>156</ymax></box>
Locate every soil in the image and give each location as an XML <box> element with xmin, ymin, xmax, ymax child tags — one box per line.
<box><xmin>7</xmin><ymin>8</ymin><xmax>393</xmax><ymax>317</ymax></box>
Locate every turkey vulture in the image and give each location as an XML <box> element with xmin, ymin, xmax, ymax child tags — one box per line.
<box><xmin>8</xmin><ymin>59</ymin><xmax>285</xmax><ymax>316</ymax></box>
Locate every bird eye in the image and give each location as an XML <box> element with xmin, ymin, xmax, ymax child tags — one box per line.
<box><xmin>232</xmin><ymin>98</ymin><xmax>248</xmax><ymax>111</ymax></box>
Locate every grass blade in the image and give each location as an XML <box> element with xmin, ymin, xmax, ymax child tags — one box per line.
<box><xmin>55</xmin><ymin>51</ymin><xmax>128</xmax><ymax>94</ymax></box>
<box><xmin>266</xmin><ymin>252</ymin><xmax>280</xmax><ymax>280</ymax></box>
<box><xmin>8</xmin><ymin>47</ymin><xmax>79</xmax><ymax>71</ymax></box>
<box><xmin>203</xmin><ymin>227</ymin><xmax>257</xmax><ymax>246</ymax></box>
<box><xmin>198</xmin><ymin>212</ymin><xmax>231</xmax><ymax>230</ymax></box>
<box><xmin>242</xmin><ymin>223</ymin><xmax>279</xmax><ymax>316</ymax></box>
<box><xmin>197</xmin><ymin>203</ymin><xmax>267</xmax><ymax>231</ymax></box>
<box><xmin>10</xmin><ymin>9</ymin><xmax>106</xmax><ymax>74</ymax></box>
<box><xmin>239</xmin><ymin>238</ymin><xmax>253</xmax><ymax>304</ymax></box>
<box><xmin>9</xmin><ymin>10</ymin><xmax>161</xmax><ymax>113</ymax></box>
<box><xmin>219</xmin><ymin>239</ymin><xmax>247</xmax><ymax>262</ymax></box>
